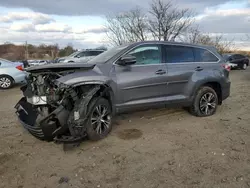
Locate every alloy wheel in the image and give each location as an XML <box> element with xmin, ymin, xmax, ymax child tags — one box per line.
<box><xmin>199</xmin><ymin>92</ymin><xmax>217</xmax><ymax>115</ymax></box>
<box><xmin>0</xmin><ymin>77</ymin><xmax>12</xmax><ymax>89</ymax></box>
<box><xmin>91</xmin><ymin>105</ymin><xmax>111</xmax><ymax>135</ymax></box>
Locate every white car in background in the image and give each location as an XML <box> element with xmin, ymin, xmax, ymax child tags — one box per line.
<box><xmin>28</xmin><ymin>60</ymin><xmax>48</xmax><ymax>66</ymax></box>
<box><xmin>0</xmin><ymin>58</ymin><xmax>27</xmax><ymax>89</ymax></box>
<box><xmin>57</xmin><ymin>49</ymin><xmax>105</xmax><ymax>63</ymax></box>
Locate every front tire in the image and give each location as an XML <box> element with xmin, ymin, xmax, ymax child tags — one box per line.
<box><xmin>189</xmin><ymin>86</ymin><xmax>218</xmax><ymax>117</ymax></box>
<box><xmin>86</xmin><ymin>97</ymin><xmax>112</xmax><ymax>141</ymax></box>
<box><xmin>0</xmin><ymin>75</ymin><xmax>14</xmax><ymax>89</ymax></box>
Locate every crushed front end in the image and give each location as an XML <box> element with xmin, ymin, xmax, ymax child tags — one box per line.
<box><xmin>14</xmin><ymin>67</ymin><xmax>100</xmax><ymax>143</ymax></box>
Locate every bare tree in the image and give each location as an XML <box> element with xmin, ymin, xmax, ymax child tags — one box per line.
<box><xmin>183</xmin><ymin>27</ymin><xmax>236</xmax><ymax>53</ymax></box>
<box><xmin>105</xmin><ymin>7</ymin><xmax>148</xmax><ymax>45</ymax></box>
<box><xmin>105</xmin><ymin>15</ymin><xmax>128</xmax><ymax>46</ymax></box>
<box><xmin>148</xmin><ymin>0</ymin><xmax>194</xmax><ymax>41</ymax></box>
<box><xmin>182</xmin><ymin>25</ymin><xmax>201</xmax><ymax>44</ymax></box>
<box><xmin>212</xmin><ymin>35</ymin><xmax>236</xmax><ymax>53</ymax></box>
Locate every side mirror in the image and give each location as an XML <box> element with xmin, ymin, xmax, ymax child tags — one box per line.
<box><xmin>75</xmin><ymin>55</ymin><xmax>80</xmax><ymax>58</ymax></box>
<box><xmin>117</xmin><ymin>55</ymin><xmax>136</xmax><ymax>66</ymax></box>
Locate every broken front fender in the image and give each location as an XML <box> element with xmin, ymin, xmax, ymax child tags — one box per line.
<box><xmin>55</xmin><ymin>68</ymin><xmax>112</xmax><ymax>87</ymax></box>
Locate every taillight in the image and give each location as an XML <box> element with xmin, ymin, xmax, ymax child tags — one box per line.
<box><xmin>222</xmin><ymin>64</ymin><xmax>231</xmax><ymax>71</ymax></box>
<box><xmin>16</xmin><ymin>65</ymin><xmax>24</xmax><ymax>71</ymax></box>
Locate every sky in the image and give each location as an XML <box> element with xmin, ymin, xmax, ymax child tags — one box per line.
<box><xmin>0</xmin><ymin>0</ymin><xmax>249</xmax><ymax>50</ymax></box>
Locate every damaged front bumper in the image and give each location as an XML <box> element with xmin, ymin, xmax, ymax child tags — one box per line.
<box><xmin>15</xmin><ymin>98</ymin><xmax>46</xmax><ymax>139</ymax></box>
<box><xmin>15</xmin><ymin>96</ymin><xmax>82</xmax><ymax>143</ymax></box>
<box><xmin>15</xmin><ymin>85</ymin><xmax>101</xmax><ymax>143</ymax></box>
<box><xmin>15</xmin><ymin>97</ymin><xmax>66</xmax><ymax>141</ymax></box>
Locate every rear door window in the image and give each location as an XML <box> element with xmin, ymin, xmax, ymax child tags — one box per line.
<box><xmin>194</xmin><ymin>48</ymin><xmax>219</xmax><ymax>62</ymax></box>
<box><xmin>165</xmin><ymin>45</ymin><xmax>194</xmax><ymax>63</ymax></box>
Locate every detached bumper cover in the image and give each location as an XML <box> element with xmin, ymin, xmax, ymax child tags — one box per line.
<box><xmin>15</xmin><ymin>97</ymin><xmax>58</xmax><ymax>141</ymax></box>
<box><xmin>17</xmin><ymin>113</ymin><xmax>45</xmax><ymax>139</ymax></box>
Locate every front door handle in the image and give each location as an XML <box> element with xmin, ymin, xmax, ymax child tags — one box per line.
<box><xmin>195</xmin><ymin>66</ymin><xmax>203</xmax><ymax>71</ymax></box>
<box><xmin>155</xmin><ymin>69</ymin><xmax>166</xmax><ymax>75</ymax></box>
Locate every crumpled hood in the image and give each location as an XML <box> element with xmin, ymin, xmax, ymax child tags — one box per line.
<box><xmin>25</xmin><ymin>63</ymin><xmax>96</xmax><ymax>73</ymax></box>
<box><xmin>56</xmin><ymin>66</ymin><xmax>108</xmax><ymax>86</ymax></box>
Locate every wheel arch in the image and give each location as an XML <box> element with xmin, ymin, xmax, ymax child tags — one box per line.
<box><xmin>193</xmin><ymin>81</ymin><xmax>222</xmax><ymax>105</ymax></box>
<box><xmin>0</xmin><ymin>74</ymin><xmax>15</xmax><ymax>82</ymax></box>
<box><xmin>0</xmin><ymin>74</ymin><xmax>15</xmax><ymax>86</ymax></box>
<box><xmin>74</xmin><ymin>82</ymin><xmax>115</xmax><ymax>113</ymax></box>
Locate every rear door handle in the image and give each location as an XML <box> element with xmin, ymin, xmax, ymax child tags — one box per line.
<box><xmin>155</xmin><ymin>69</ymin><xmax>166</xmax><ymax>75</ymax></box>
<box><xmin>195</xmin><ymin>66</ymin><xmax>203</xmax><ymax>71</ymax></box>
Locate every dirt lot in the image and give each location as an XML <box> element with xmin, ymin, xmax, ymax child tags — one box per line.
<box><xmin>1</xmin><ymin>69</ymin><xmax>250</xmax><ymax>188</ymax></box>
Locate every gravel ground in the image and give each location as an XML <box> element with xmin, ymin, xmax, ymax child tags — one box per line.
<box><xmin>1</xmin><ymin>69</ymin><xmax>250</xmax><ymax>188</ymax></box>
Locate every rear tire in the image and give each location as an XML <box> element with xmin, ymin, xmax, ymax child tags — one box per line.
<box><xmin>86</xmin><ymin>97</ymin><xmax>112</xmax><ymax>141</ymax></box>
<box><xmin>189</xmin><ymin>86</ymin><xmax>218</xmax><ymax>117</ymax></box>
<box><xmin>241</xmin><ymin>63</ymin><xmax>248</xmax><ymax>70</ymax></box>
<box><xmin>0</xmin><ymin>75</ymin><xmax>14</xmax><ymax>89</ymax></box>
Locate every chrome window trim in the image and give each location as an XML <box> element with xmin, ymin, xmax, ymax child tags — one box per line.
<box><xmin>164</xmin><ymin>44</ymin><xmax>220</xmax><ymax>64</ymax></box>
<box><xmin>113</xmin><ymin>42</ymin><xmax>221</xmax><ymax>66</ymax></box>
<box><xmin>167</xmin><ymin>62</ymin><xmax>219</xmax><ymax>65</ymax></box>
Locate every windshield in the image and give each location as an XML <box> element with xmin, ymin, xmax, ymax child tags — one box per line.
<box><xmin>68</xmin><ymin>51</ymin><xmax>78</xmax><ymax>57</ymax></box>
<box><xmin>88</xmin><ymin>44</ymin><xmax>129</xmax><ymax>64</ymax></box>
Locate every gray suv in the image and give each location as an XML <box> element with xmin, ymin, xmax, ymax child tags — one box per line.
<box><xmin>15</xmin><ymin>41</ymin><xmax>231</xmax><ymax>142</ymax></box>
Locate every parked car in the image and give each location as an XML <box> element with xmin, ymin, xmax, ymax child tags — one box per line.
<box><xmin>57</xmin><ymin>49</ymin><xmax>105</xmax><ymax>63</ymax></box>
<box><xmin>0</xmin><ymin>58</ymin><xmax>27</xmax><ymax>89</ymax></box>
<box><xmin>15</xmin><ymin>41</ymin><xmax>231</xmax><ymax>143</ymax></box>
<box><xmin>28</xmin><ymin>60</ymin><xmax>48</xmax><ymax>66</ymax></box>
<box><xmin>223</xmin><ymin>53</ymin><xmax>249</xmax><ymax>70</ymax></box>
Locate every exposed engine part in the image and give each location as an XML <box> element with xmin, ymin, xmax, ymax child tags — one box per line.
<box><xmin>16</xmin><ymin>70</ymin><xmax>107</xmax><ymax>143</ymax></box>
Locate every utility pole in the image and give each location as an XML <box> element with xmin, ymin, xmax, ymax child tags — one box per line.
<box><xmin>25</xmin><ymin>41</ymin><xmax>29</xmax><ymax>60</ymax></box>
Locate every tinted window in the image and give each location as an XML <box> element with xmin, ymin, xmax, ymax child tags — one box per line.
<box><xmin>80</xmin><ymin>51</ymin><xmax>103</xmax><ymax>57</ymax></box>
<box><xmin>128</xmin><ymin>45</ymin><xmax>161</xmax><ymax>65</ymax></box>
<box><xmin>165</xmin><ymin>45</ymin><xmax>194</xmax><ymax>63</ymax></box>
<box><xmin>235</xmin><ymin>54</ymin><xmax>245</xmax><ymax>59</ymax></box>
<box><xmin>89</xmin><ymin>51</ymin><xmax>103</xmax><ymax>56</ymax></box>
<box><xmin>194</xmin><ymin>48</ymin><xmax>218</xmax><ymax>62</ymax></box>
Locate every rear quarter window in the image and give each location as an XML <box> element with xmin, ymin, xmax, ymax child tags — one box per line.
<box><xmin>194</xmin><ymin>48</ymin><xmax>219</xmax><ymax>62</ymax></box>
